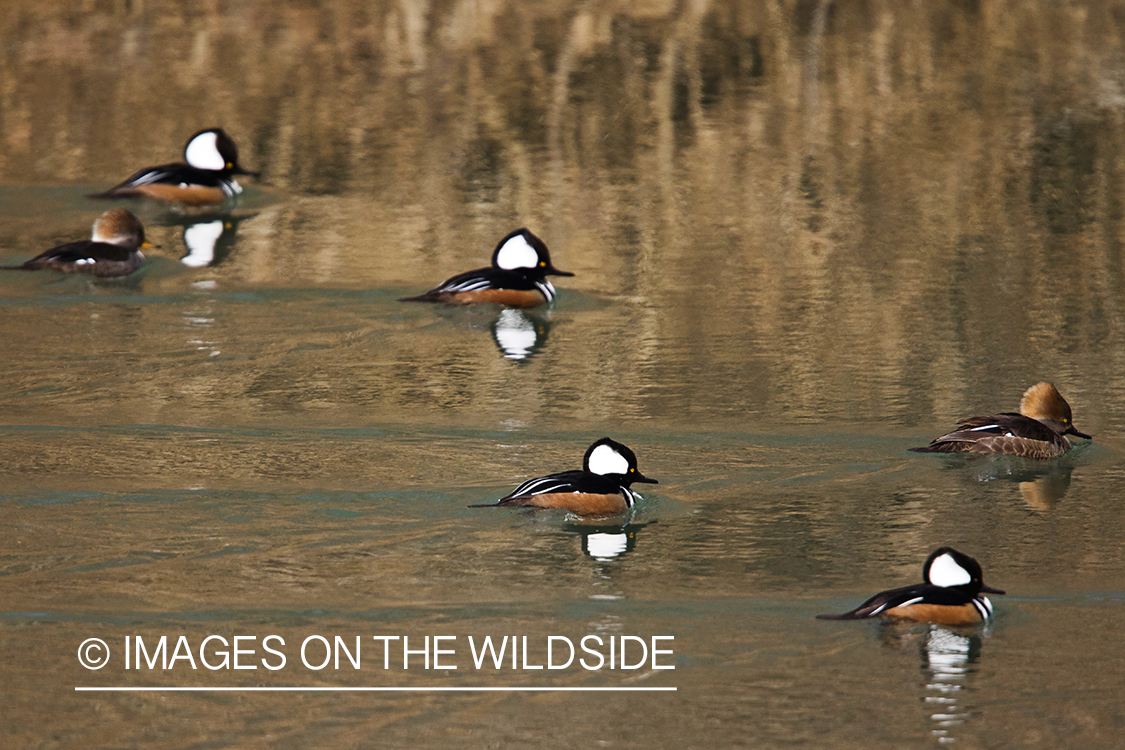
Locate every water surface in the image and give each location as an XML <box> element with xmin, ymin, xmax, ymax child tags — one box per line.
<box><xmin>2</xmin><ymin>1</ymin><xmax>1125</xmax><ymax>748</ymax></box>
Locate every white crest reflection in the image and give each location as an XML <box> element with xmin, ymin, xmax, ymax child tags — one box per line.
<box><xmin>585</xmin><ymin>532</ymin><xmax>629</xmax><ymax>561</ymax></box>
<box><xmin>181</xmin><ymin>220</ymin><xmax>226</xmax><ymax>267</ymax></box>
<box><xmin>491</xmin><ymin>309</ymin><xmax>549</xmax><ymax>361</ymax></box>
<box><xmin>565</xmin><ymin>523</ymin><xmax>645</xmax><ymax>563</ymax></box>
<box><xmin>921</xmin><ymin>626</ymin><xmax>982</xmax><ymax>744</ymax></box>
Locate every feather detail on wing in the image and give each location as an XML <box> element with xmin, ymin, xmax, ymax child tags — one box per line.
<box><xmin>909</xmin><ymin>413</ymin><xmax>1065</xmax><ymax>456</ymax></box>
<box><xmin>437</xmin><ymin>269</ymin><xmax>538</xmax><ymax>294</ymax></box>
<box><xmin>29</xmin><ymin>241</ymin><xmax>134</xmax><ymax>264</ymax></box>
<box><xmin>505</xmin><ymin>474</ymin><xmax>584</xmax><ymax>498</ymax></box>
<box><xmin>90</xmin><ymin>163</ymin><xmax>235</xmax><ymax>199</ymax></box>
<box><xmin>120</xmin><ymin>166</ymin><xmax>178</xmax><ymax>187</ymax></box>
<box><xmin>400</xmin><ymin>268</ymin><xmax>547</xmax><ymax>305</ymax></box>
<box><xmin>468</xmin><ymin>472</ymin><xmax>585</xmax><ymax>508</ymax></box>
<box><xmin>469</xmin><ymin>470</ymin><xmax>629</xmax><ymax>513</ymax></box>
<box><xmin>816</xmin><ymin>584</ymin><xmax>973</xmax><ymax>620</ymax></box>
<box><xmin>437</xmin><ymin>275</ymin><xmax>496</xmax><ymax>293</ymax></box>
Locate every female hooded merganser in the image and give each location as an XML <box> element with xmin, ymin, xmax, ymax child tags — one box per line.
<box><xmin>472</xmin><ymin>438</ymin><xmax>658</xmax><ymax>517</ymax></box>
<box><xmin>90</xmin><ymin>128</ymin><xmax>257</xmax><ymax>207</ymax></box>
<box><xmin>2</xmin><ymin>209</ymin><xmax>151</xmax><ymax>278</ymax></box>
<box><xmin>910</xmin><ymin>382</ymin><xmax>1091</xmax><ymax>459</ymax></box>
<box><xmin>400</xmin><ymin>228</ymin><xmax>573</xmax><ymax>308</ymax></box>
<box><xmin>817</xmin><ymin>547</ymin><xmax>1005</xmax><ymax>626</ymax></box>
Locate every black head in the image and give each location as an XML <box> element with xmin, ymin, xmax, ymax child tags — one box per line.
<box><xmin>582</xmin><ymin>437</ymin><xmax>658</xmax><ymax>487</ymax></box>
<box><xmin>184</xmin><ymin>128</ymin><xmax>259</xmax><ymax>177</ymax></box>
<box><xmin>490</xmin><ymin>228</ymin><xmax>573</xmax><ymax>277</ymax></box>
<box><xmin>923</xmin><ymin>547</ymin><xmax>1005</xmax><ymax>595</ymax></box>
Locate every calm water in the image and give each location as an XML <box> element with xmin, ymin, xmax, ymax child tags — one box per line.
<box><xmin>3</xmin><ymin>1</ymin><xmax>1125</xmax><ymax>748</ymax></box>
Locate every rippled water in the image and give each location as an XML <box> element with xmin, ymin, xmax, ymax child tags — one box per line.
<box><xmin>3</xmin><ymin>2</ymin><xmax>1125</xmax><ymax>748</ymax></box>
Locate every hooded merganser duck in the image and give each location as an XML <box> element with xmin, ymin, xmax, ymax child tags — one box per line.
<box><xmin>2</xmin><ymin>209</ymin><xmax>151</xmax><ymax>278</ymax></box>
<box><xmin>910</xmin><ymin>382</ymin><xmax>1091</xmax><ymax>459</ymax></box>
<box><xmin>400</xmin><ymin>228</ymin><xmax>573</xmax><ymax>308</ymax></box>
<box><xmin>817</xmin><ymin>547</ymin><xmax>1005</xmax><ymax>626</ymax></box>
<box><xmin>90</xmin><ymin>128</ymin><xmax>258</xmax><ymax>207</ymax></box>
<box><xmin>471</xmin><ymin>438</ymin><xmax>658</xmax><ymax>517</ymax></box>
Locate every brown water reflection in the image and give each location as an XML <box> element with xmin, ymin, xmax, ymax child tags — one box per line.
<box><xmin>3</xmin><ymin>1</ymin><xmax>1125</xmax><ymax>748</ymax></box>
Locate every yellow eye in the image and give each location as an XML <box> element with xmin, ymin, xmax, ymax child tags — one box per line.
<box><xmin>539</xmin><ymin>261</ymin><xmax>546</xmax><ymax>267</ymax></box>
<box><xmin>629</xmin><ymin>467</ymin><xmax>635</xmax><ymax>473</ymax></box>
<box><xmin>226</xmin><ymin>162</ymin><xmax>234</xmax><ymax>169</ymax></box>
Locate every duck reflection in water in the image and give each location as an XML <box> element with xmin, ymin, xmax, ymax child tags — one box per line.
<box><xmin>565</xmin><ymin>522</ymin><xmax>650</xmax><ymax>604</ymax></box>
<box><xmin>878</xmin><ymin>624</ymin><xmax>985</xmax><ymax>745</ymax></box>
<box><xmin>177</xmin><ymin>214</ymin><xmax>254</xmax><ymax>268</ymax></box>
<box><xmin>971</xmin><ymin>456</ymin><xmax>1076</xmax><ymax>510</ymax></box>
<box><xmin>181</xmin><ymin>220</ymin><xmax>228</xmax><ymax>267</ymax></box>
<box><xmin>563</xmin><ymin>522</ymin><xmax>647</xmax><ymax>562</ymax></box>
<box><xmin>930</xmin><ymin>454</ymin><xmax>1077</xmax><ymax>509</ymax></box>
<box><xmin>491</xmin><ymin>308</ymin><xmax>551</xmax><ymax>361</ymax></box>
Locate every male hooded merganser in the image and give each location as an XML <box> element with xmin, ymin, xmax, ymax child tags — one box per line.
<box><xmin>471</xmin><ymin>438</ymin><xmax>658</xmax><ymax>517</ymax></box>
<box><xmin>817</xmin><ymin>547</ymin><xmax>1005</xmax><ymax>626</ymax></box>
<box><xmin>90</xmin><ymin>128</ymin><xmax>257</xmax><ymax>206</ymax></box>
<box><xmin>400</xmin><ymin>228</ymin><xmax>573</xmax><ymax>308</ymax></box>
<box><xmin>2</xmin><ymin>209</ymin><xmax>151</xmax><ymax>278</ymax></box>
<box><xmin>910</xmin><ymin>382</ymin><xmax>1091</xmax><ymax>459</ymax></box>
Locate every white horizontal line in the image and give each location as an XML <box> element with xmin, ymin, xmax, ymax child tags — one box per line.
<box><xmin>76</xmin><ymin>686</ymin><xmax>676</xmax><ymax>692</ymax></box>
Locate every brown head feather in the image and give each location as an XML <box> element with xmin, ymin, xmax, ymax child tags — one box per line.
<box><xmin>1018</xmin><ymin>382</ymin><xmax>1072</xmax><ymax>423</ymax></box>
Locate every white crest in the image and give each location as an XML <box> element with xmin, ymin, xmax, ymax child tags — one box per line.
<box><xmin>185</xmin><ymin>131</ymin><xmax>225</xmax><ymax>170</ymax></box>
<box><xmin>182</xmin><ymin>221</ymin><xmax>224</xmax><ymax>267</ymax></box>
<box><xmin>928</xmin><ymin>552</ymin><xmax>971</xmax><ymax>587</ymax></box>
<box><xmin>495</xmin><ymin>233</ymin><xmax>539</xmax><ymax>270</ymax></box>
<box><xmin>587</xmin><ymin>443</ymin><xmax>629</xmax><ymax>476</ymax></box>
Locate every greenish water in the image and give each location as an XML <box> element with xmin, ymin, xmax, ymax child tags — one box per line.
<box><xmin>3</xmin><ymin>1</ymin><xmax>1125</xmax><ymax>748</ymax></box>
